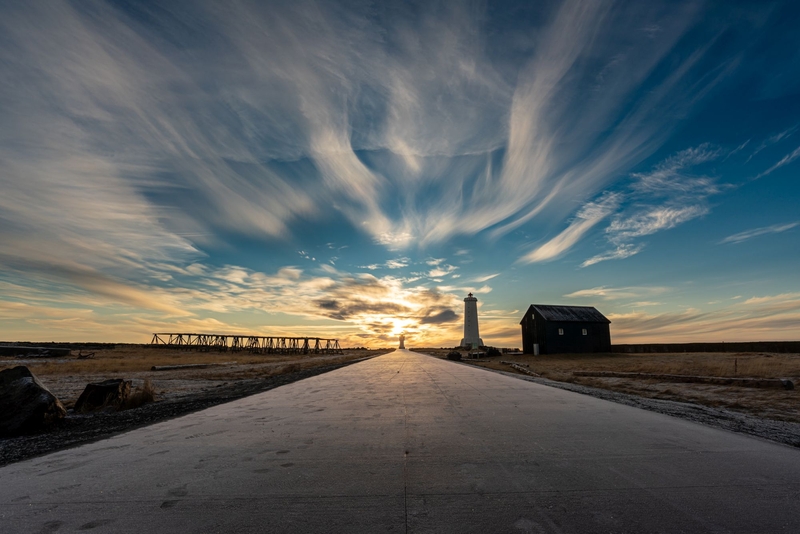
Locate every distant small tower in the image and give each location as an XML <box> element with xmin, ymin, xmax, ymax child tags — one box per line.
<box><xmin>398</xmin><ymin>334</ymin><xmax>405</xmax><ymax>350</ymax></box>
<box><xmin>460</xmin><ymin>293</ymin><xmax>484</xmax><ymax>348</ymax></box>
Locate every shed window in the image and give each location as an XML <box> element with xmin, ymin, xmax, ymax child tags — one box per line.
<box><xmin>582</xmin><ymin>328</ymin><xmax>588</xmax><ymax>336</ymax></box>
<box><xmin>558</xmin><ymin>328</ymin><xmax>564</xmax><ymax>335</ymax></box>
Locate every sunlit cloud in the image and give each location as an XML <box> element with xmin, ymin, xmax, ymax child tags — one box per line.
<box><xmin>564</xmin><ymin>286</ymin><xmax>668</xmax><ymax>300</ymax></box>
<box><xmin>520</xmin><ymin>193</ymin><xmax>620</xmax><ymax>263</ymax></box>
<box><xmin>581</xmin><ymin>244</ymin><xmax>644</xmax><ymax>268</ymax></box>
<box><xmin>609</xmin><ymin>291</ymin><xmax>800</xmax><ymax>343</ymax></box>
<box><xmin>361</xmin><ymin>258</ymin><xmax>411</xmax><ymax>270</ymax></box>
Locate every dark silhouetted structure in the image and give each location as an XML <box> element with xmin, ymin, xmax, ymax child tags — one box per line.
<box><xmin>520</xmin><ymin>305</ymin><xmax>611</xmax><ymax>355</ymax></box>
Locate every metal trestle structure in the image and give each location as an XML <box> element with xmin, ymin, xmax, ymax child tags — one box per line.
<box><xmin>150</xmin><ymin>333</ymin><xmax>342</xmax><ymax>354</ymax></box>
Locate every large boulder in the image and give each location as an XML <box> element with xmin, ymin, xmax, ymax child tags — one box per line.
<box><xmin>74</xmin><ymin>379</ymin><xmax>131</xmax><ymax>413</ymax></box>
<box><xmin>0</xmin><ymin>366</ymin><xmax>66</xmax><ymax>437</ymax></box>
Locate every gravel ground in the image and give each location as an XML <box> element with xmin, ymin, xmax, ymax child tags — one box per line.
<box><xmin>0</xmin><ymin>358</ymin><xmax>370</xmax><ymax>467</ymax></box>
<box><xmin>497</xmin><ymin>368</ymin><xmax>800</xmax><ymax>449</ymax></box>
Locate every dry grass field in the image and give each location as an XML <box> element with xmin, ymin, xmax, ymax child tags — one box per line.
<box><xmin>4</xmin><ymin>346</ymin><xmax>798</xmax><ymax>428</ymax></box>
<box><xmin>0</xmin><ymin>345</ymin><xmax>391</xmax><ymax>410</ymax></box>
<box><xmin>420</xmin><ymin>349</ymin><xmax>800</xmax><ymax>424</ymax></box>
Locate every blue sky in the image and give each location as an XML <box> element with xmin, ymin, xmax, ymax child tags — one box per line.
<box><xmin>1</xmin><ymin>0</ymin><xmax>799</xmax><ymax>347</ymax></box>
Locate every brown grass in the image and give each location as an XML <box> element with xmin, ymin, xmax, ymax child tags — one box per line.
<box><xmin>418</xmin><ymin>349</ymin><xmax>800</xmax><ymax>424</ymax></box>
<box><xmin>426</xmin><ymin>351</ymin><xmax>800</xmax><ymax>381</ymax></box>
<box><xmin>0</xmin><ymin>345</ymin><xmax>393</xmax><ymax>409</ymax></box>
<box><xmin>0</xmin><ymin>346</ymin><xmax>388</xmax><ymax>377</ymax></box>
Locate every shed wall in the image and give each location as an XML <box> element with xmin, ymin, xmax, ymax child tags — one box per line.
<box><xmin>520</xmin><ymin>307</ymin><xmax>611</xmax><ymax>354</ymax></box>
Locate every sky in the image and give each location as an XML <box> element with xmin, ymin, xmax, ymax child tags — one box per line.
<box><xmin>1</xmin><ymin>0</ymin><xmax>799</xmax><ymax>348</ymax></box>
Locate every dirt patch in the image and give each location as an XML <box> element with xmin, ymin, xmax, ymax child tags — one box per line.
<box><xmin>0</xmin><ymin>346</ymin><xmax>390</xmax><ymax>466</ymax></box>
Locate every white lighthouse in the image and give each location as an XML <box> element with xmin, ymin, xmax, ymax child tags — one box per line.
<box><xmin>460</xmin><ymin>293</ymin><xmax>484</xmax><ymax>349</ymax></box>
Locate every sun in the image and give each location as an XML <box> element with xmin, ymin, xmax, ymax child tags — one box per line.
<box><xmin>389</xmin><ymin>318</ymin><xmax>416</xmax><ymax>337</ymax></box>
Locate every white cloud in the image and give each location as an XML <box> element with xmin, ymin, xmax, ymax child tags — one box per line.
<box><xmin>719</xmin><ymin>222</ymin><xmax>799</xmax><ymax>244</ymax></box>
<box><xmin>608</xmin><ymin>205</ymin><xmax>709</xmax><ymax>240</ymax></box>
<box><xmin>579</xmin><ymin>143</ymin><xmax>723</xmax><ymax>267</ymax></box>
<box><xmin>0</xmin><ymin>1</ymin><xmax>773</xmax><ymax>344</ymax></box>
<box><xmin>0</xmin><ymin>0</ymin><xmax>740</xmax><ymax>278</ymax></box>
<box><xmin>521</xmin><ymin>193</ymin><xmax>620</xmax><ymax>263</ymax></box>
<box><xmin>564</xmin><ymin>286</ymin><xmax>667</xmax><ymax>300</ymax></box>
<box><xmin>428</xmin><ymin>264</ymin><xmax>458</xmax><ymax>278</ymax></box>
<box><xmin>581</xmin><ymin>244</ymin><xmax>644</xmax><ymax>267</ymax></box>
<box><xmin>360</xmin><ymin>258</ymin><xmax>410</xmax><ymax>270</ymax></box>
<box><xmin>631</xmin><ymin>144</ymin><xmax>721</xmax><ymax>196</ymax></box>
<box><xmin>755</xmin><ymin>145</ymin><xmax>800</xmax><ymax>179</ymax></box>
<box><xmin>746</xmin><ymin>125</ymin><xmax>797</xmax><ymax>163</ymax></box>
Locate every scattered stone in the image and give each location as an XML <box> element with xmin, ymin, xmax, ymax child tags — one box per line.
<box><xmin>0</xmin><ymin>366</ymin><xmax>66</xmax><ymax>437</ymax></box>
<box><xmin>572</xmin><ymin>371</ymin><xmax>795</xmax><ymax>390</ymax></box>
<box><xmin>503</xmin><ymin>362</ymin><xmax>540</xmax><ymax>377</ymax></box>
<box><xmin>151</xmin><ymin>362</ymin><xmax>236</xmax><ymax>371</ymax></box>
<box><xmin>74</xmin><ymin>379</ymin><xmax>131</xmax><ymax>413</ymax></box>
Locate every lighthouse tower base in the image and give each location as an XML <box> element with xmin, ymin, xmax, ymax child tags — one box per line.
<box><xmin>460</xmin><ymin>337</ymin><xmax>484</xmax><ymax>349</ymax></box>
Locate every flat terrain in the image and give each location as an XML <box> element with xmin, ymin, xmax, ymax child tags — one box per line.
<box><xmin>4</xmin><ymin>346</ymin><xmax>799</xmax><ymax>466</ymax></box>
<box><xmin>420</xmin><ymin>349</ymin><xmax>800</xmax><ymax>424</ymax></box>
<box><xmin>2</xmin><ymin>345</ymin><xmax>389</xmax><ymax>407</ymax></box>
<box><xmin>2</xmin><ymin>350</ymin><xmax>799</xmax><ymax>533</ymax></box>
<box><xmin>0</xmin><ymin>345</ymin><xmax>391</xmax><ymax>465</ymax></box>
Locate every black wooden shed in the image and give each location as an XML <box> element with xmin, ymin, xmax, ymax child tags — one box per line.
<box><xmin>520</xmin><ymin>304</ymin><xmax>611</xmax><ymax>355</ymax></box>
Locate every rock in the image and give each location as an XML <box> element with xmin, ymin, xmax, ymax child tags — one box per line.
<box><xmin>74</xmin><ymin>379</ymin><xmax>131</xmax><ymax>413</ymax></box>
<box><xmin>485</xmin><ymin>347</ymin><xmax>502</xmax><ymax>357</ymax></box>
<box><xmin>446</xmin><ymin>351</ymin><xmax>462</xmax><ymax>361</ymax></box>
<box><xmin>0</xmin><ymin>366</ymin><xmax>66</xmax><ymax>437</ymax></box>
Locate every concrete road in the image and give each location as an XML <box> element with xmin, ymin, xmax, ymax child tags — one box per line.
<box><xmin>1</xmin><ymin>349</ymin><xmax>799</xmax><ymax>533</ymax></box>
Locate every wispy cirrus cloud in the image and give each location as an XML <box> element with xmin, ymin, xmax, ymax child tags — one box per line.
<box><xmin>1</xmin><ymin>1</ymin><xmax>749</xmax><ymax>263</ymax></box>
<box><xmin>0</xmin><ymin>0</ymin><xmax>780</xmax><ymax>345</ymax></box>
<box><xmin>581</xmin><ymin>144</ymin><xmax>724</xmax><ymax>267</ymax></box>
<box><xmin>521</xmin><ymin>193</ymin><xmax>621</xmax><ymax>263</ymax></box>
<box><xmin>745</xmin><ymin>125</ymin><xmax>797</xmax><ymax>163</ymax></box>
<box><xmin>564</xmin><ymin>286</ymin><xmax>668</xmax><ymax>300</ymax></box>
<box><xmin>472</xmin><ymin>273</ymin><xmax>500</xmax><ymax>283</ymax></box>
<box><xmin>719</xmin><ymin>222</ymin><xmax>799</xmax><ymax>244</ymax></box>
<box><xmin>754</xmin><ymin>145</ymin><xmax>800</xmax><ymax>179</ymax></box>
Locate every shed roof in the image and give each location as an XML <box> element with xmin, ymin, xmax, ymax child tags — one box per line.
<box><xmin>523</xmin><ymin>304</ymin><xmax>610</xmax><ymax>324</ymax></box>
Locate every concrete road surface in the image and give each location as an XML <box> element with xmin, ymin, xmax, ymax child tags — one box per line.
<box><xmin>1</xmin><ymin>349</ymin><xmax>799</xmax><ymax>533</ymax></box>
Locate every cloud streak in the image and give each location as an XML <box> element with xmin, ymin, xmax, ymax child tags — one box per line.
<box><xmin>521</xmin><ymin>193</ymin><xmax>620</xmax><ymax>263</ymax></box>
<box><xmin>719</xmin><ymin>222</ymin><xmax>799</xmax><ymax>244</ymax></box>
<box><xmin>755</xmin><ymin>145</ymin><xmax>800</xmax><ymax>179</ymax></box>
